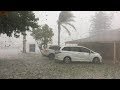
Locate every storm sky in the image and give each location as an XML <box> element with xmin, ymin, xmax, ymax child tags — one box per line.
<box><xmin>34</xmin><ymin>11</ymin><xmax>120</xmax><ymax>45</ymax></box>
<box><xmin>0</xmin><ymin>11</ymin><xmax>120</xmax><ymax>49</ymax></box>
<box><xmin>1</xmin><ymin>11</ymin><xmax>120</xmax><ymax>50</ymax></box>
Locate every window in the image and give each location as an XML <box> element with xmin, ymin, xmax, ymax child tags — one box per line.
<box><xmin>80</xmin><ymin>47</ymin><xmax>90</xmax><ymax>53</ymax></box>
<box><xmin>29</xmin><ymin>44</ymin><xmax>35</xmax><ymax>52</ymax></box>
<box><xmin>70</xmin><ymin>47</ymin><xmax>81</xmax><ymax>52</ymax></box>
<box><xmin>62</xmin><ymin>47</ymin><xmax>71</xmax><ymax>51</ymax></box>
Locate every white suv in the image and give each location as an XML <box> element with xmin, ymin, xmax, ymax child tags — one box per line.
<box><xmin>55</xmin><ymin>46</ymin><xmax>102</xmax><ymax>63</ymax></box>
<box><xmin>41</xmin><ymin>45</ymin><xmax>61</xmax><ymax>60</ymax></box>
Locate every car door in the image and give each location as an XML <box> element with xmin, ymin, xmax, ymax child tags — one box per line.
<box><xmin>61</xmin><ymin>47</ymin><xmax>78</xmax><ymax>61</ymax></box>
<box><xmin>79</xmin><ymin>47</ymin><xmax>90</xmax><ymax>61</ymax></box>
<box><xmin>69</xmin><ymin>47</ymin><xmax>83</xmax><ymax>61</ymax></box>
<box><xmin>61</xmin><ymin>47</ymin><xmax>72</xmax><ymax>55</ymax></box>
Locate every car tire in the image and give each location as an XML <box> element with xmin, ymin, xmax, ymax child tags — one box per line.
<box><xmin>63</xmin><ymin>56</ymin><xmax>71</xmax><ymax>64</ymax></box>
<box><xmin>92</xmin><ymin>57</ymin><xmax>100</xmax><ymax>64</ymax></box>
<box><xmin>48</xmin><ymin>53</ymin><xmax>55</xmax><ymax>60</ymax></box>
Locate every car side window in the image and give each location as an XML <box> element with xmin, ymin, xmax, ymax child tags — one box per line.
<box><xmin>62</xmin><ymin>47</ymin><xmax>71</xmax><ymax>51</ymax></box>
<box><xmin>80</xmin><ymin>47</ymin><xmax>90</xmax><ymax>53</ymax></box>
<box><xmin>71</xmin><ymin>47</ymin><xmax>81</xmax><ymax>52</ymax></box>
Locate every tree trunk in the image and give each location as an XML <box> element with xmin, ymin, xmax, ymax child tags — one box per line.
<box><xmin>58</xmin><ymin>23</ymin><xmax>61</xmax><ymax>46</ymax></box>
<box><xmin>23</xmin><ymin>31</ymin><xmax>27</xmax><ymax>53</ymax></box>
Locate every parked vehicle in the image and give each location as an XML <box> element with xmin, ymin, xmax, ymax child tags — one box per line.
<box><xmin>41</xmin><ymin>45</ymin><xmax>61</xmax><ymax>60</ymax></box>
<box><xmin>55</xmin><ymin>46</ymin><xmax>102</xmax><ymax>63</ymax></box>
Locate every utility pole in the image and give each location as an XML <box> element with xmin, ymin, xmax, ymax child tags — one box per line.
<box><xmin>113</xmin><ymin>42</ymin><xmax>116</xmax><ymax>64</ymax></box>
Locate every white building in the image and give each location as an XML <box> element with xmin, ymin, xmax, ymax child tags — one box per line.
<box><xmin>0</xmin><ymin>31</ymin><xmax>40</xmax><ymax>54</ymax></box>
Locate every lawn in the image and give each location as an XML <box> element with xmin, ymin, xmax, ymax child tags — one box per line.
<box><xmin>0</xmin><ymin>53</ymin><xmax>120</xmax><ymax>79</ymax></box>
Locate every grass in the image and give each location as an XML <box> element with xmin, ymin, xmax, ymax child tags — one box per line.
<box><xmin>0</xmin><ymin>53</ymin><xmax>120</xmax><ymax>79</ymax></box>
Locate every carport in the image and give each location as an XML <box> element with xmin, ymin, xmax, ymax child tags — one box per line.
<box><xmin>65</xmin><ymin>29</ymin><xmax>120</xmax><ymax>64</ymax></box>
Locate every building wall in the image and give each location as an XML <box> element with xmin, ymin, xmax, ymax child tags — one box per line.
<box><xmin>78</xmin><ymin>42</ymin><xmax>118</xmax><ymax>62</ymax></box>
<box><xmin>65</xmin><ymin>43</ymin><xmax>78</xmax><ymax>46</ymax></box>
<box><xmin>116</xmin><ymin>43</ymin><xmax>120</xmax><ymax>61</ymax></box>
<box><xmin>0</xmin><ymin>32</ymin><xmax>40</xmax><ymax>53</ymax></box>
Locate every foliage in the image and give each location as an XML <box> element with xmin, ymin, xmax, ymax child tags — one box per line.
<box><xmin>31</xmin><ymin>24</ymin><xmax>54</xmax><ymax>48</ymax></box>
<box><xmin>90</xmin><ymin>11</ymin><xmax>112</xmax><ymax>35</ymax></box>
<box><xmin>0</xmin><ymin>11</ymin><xmax>39</xmax><ymax>37</ymax></box>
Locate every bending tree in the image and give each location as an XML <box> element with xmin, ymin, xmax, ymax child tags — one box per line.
<box><xmin>0</xmin><ymin>11</ymin><xmax>39</xmax><ymax>53</ymax></box>
<box><xmin>57</xmin><ymin>11</ymin><xmax>76</xmax><ymax>46</ymax></box>
<box><xmin>31</xmin><ymin>24</ymin><xmax>54</xmax><ymax>50</ymax></box>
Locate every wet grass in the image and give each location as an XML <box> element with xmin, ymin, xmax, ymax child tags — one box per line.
<box><xmin>0</xmin><ymin>53</ymin><xmax>120</xmax><ymax>79</ymax></box>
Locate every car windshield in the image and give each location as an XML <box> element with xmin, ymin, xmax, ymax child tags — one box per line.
<box><xmin>49</xmin><ymin>46</ymin><xmax>61</xmax><ymax>50</ymax></box>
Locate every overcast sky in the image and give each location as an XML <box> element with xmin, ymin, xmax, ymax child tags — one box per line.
<box><xmin>34</xmin><ymin>11</ymin><xmax>120</xmax><ymax>45</ymax></box>
<box><xmin>1</xmin><ymin>11</ymin><xmax>120</xmax><ymax>49</ymax></box>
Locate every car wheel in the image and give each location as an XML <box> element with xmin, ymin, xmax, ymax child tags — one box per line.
<box><xmin>92</xmin><ymin>57</ymin><xmax>100</xmax><ymax>64</ymax></box>
<box><xmin>48</xmin><ymin>53</ymin><xmax>55</xmax><ymax>60</ymax></box>
<box><xmin>63</xmin><ymin>56</ymin><xmax>71</xmax><ymax>64</ymax></box>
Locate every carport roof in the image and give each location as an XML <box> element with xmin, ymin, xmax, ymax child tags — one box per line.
<box><xmin>65</xmin><ymin>28</ymin><xmax>120</xmax><ymax>44</ymax></box>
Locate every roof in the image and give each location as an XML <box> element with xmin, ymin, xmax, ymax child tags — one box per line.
<box><xmin>65</xmin><ymin>28</ymin><xmax>120</xmax><ymax>44</ymax></box>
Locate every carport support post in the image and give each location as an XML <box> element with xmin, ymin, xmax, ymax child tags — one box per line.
<box><xmin>113</xmin><ymin>42</ymin><xmax>116</xmax><ymax>64</ymax></box>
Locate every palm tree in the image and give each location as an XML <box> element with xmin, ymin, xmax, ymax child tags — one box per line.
<box><xmin>57</xmin><ymin>11</ymin><xmax>76</xmax><ymax>46</ymax></box>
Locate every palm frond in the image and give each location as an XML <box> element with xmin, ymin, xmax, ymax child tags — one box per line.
<box><xmin>66</xmin><ymin>18</ymin><xmax>75</xmax><ymax>22</ymax></box>
<box><xmin>58</xmin><ymin>11</ymin><xmax>75</xmax><ymax>24</ymax></box>
<box><xmin>61</xmin><ymin>24</ymin><xmax>71</xmax><ymax>36</ymax></box>
<box><xmin>65</xmin><ymin>22</ymin><xmax>76</xmax><ymax>31</ymax></box>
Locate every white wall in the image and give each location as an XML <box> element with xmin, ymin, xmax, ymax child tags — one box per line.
<box><xmin>0</xmin><ymin>31</ymin><xmax>40</xmax><ymax>53</ymax></box>
<box><xmin>65</xmin><ymin>43</ymin><xmax>78</xmax><ymax>46</ymax></box>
